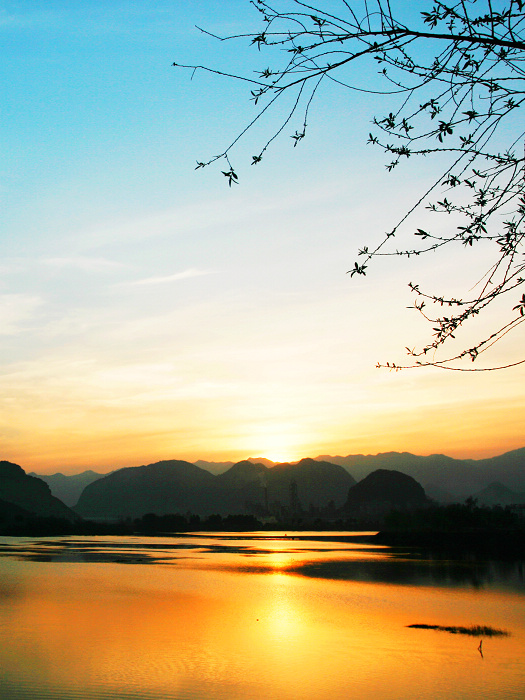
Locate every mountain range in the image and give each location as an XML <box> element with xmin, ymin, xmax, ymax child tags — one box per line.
<box><xmin>188</xmin><ymin>448</ymin><xmax>525</xmax><ymax>501</ymax></box>
<box><xmin>74</xmin><ymin>458</ymin><xmax>356</xmax><ymax>519</ymax></box>
<box><xmin>317</xmin><ymin>448</ymin><xmax>525</xmax><ymax>500</ymax></box>
<box><xmin>4</xmin><ymin>447</ymin><xmax>525</xmax><ymax>524</ymax></box>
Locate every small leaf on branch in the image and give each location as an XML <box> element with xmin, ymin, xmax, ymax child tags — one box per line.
<box><xmin>443</xmin><ymin>174</ymin><xmax>460</xmax><ymax>187</ymax></box>
<box><xmin>437</xmin><ymin>121</ymin><xmax>453</xmax><ymax>142</ymax></box>
<box><xmin>513</xmin><ymin>295</ymin><xmax>525</xmax><ymax>316</ymax></box>
<box><xmin>222</xmin><ymin>169</ymin><xmax>239</xmax><ymax>186</ymax></box>
<box><xmin>291</xmin><ymin>130</ymin><xmax>305</xmax><ymax>146</ymax></box>
<box><xmin>251</xmin><ymin>33</ymin><xmax>267</xmax><ymax>49</ymax></box>
<box><xmin>250</xmin><ymin>88</ymin><xmax>266</xmax><ymax>104</ymax></box>
<box><xmin>349</xmin><ymin>262</ymin><xmax>367</xmax><ymax>277</ymax></box>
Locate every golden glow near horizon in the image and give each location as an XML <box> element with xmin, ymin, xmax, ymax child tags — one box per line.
<box><xmin>1</xmin><ymin>2</ymin><xmax>524</xmax><ymax>475</ymax></box>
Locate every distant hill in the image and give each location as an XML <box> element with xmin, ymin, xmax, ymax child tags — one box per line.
<box><xmin>266</xmin><ymin>458</ymin><xmax>355</xmax><ymax>509</ymax></box>
<box><xmin>472</xmin><ymin>481</ymin><xmax>525</xmax><ymax>506</ymax></box>
<box><xmin>343</xmin><ymin>469</ymin><xmax>429</xmax><ymax>518</ymax></box>
<box><xmin>217</xmin><ymin>460</ymin><xmax>268</xmax><ymax>488</ymax></box>
<box><xmin>193</xmin><ymin>460</ymin><xmax>234</xmax><ymax>475</ymax></box>
<box><xmin>0</xmin><ymin>461</ymin><xmax>79</xmax><ymax>521</ymax></box>
<box><xmin>474</xmin><ymin>448</ymin><xmax>525</xmax><ymax>492</ymax></box>
<box><xmin>74</xmin><ymin>460</ymin><xmax>219</xmax><ymax>519</ymax></box>
<box><xmin>29</xmin><ymin>470</ymin><xmax>104</xmax><ymax>507</ymax></box>
<box><xmin>194</xmin><ymin>457</ymin><xmax>277</xmax><ymax>474</ymax></box>
<box><xmin>246</xmin><ymin>457</ymin><xmax>277</xmax><ymax>468</ymax></box>
<box><xmin>214</xmin><ymin>460</ymin><xmax>269</xmax><ymax>513</ymax></box>
<box><xmin>73</xmin><ymin>457</ymin><xmax>355</xmax><ymax>520</ymax></box>
<box><xmin>217</xmin><ymin>457</ymin><xmax>356</xmax><ymax>513</ymax></box>
<box><xmin>316</xmin><ymin>448</ymin><xmax>525</xmax><ymax>500</ymax></box>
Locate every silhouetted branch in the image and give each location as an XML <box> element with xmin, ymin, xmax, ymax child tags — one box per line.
<box><xmin>176</xmin><ymin>1</ymin><xmax>525</xmax><ymax>369</ymax></box>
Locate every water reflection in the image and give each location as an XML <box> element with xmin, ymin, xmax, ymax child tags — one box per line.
<box><xmin>0</xmin><ymin>533</ymin><xmax>523</xmax><ymax>700</ymax></box>
<box><xmin>0</xmin><ymin>533</ymin><xmax>523</xmax><ymax>592</ymax></box>
<box><xmin>287</xmin><ymin>555</ymin><xmax>525</xmax><ymax>590</ymax></box>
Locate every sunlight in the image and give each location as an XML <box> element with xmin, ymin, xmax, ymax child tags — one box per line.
<box><xmin>240</xmin><ymin>424</ymin><xmax>302</xmax><ymax>464</ymax></box>
<box><xmin>260</xmin><ymin>573</ymin><xmax>307</xmax><ymax>643</ymax></box>
<box><xmin>262</xmin><ymin>451</ymin><xmax>295</xmax><ymax>464</ymax></box>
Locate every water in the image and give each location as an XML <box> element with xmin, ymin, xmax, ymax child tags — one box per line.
<box><xmin>0</xmin><ymin>532</ymin><xmax>523</xmax><ymax>699</ymax></box>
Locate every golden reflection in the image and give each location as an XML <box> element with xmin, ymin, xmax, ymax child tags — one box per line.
<box><xmin>265</xmin><ymin>548</ymin><xmax>297</xmax><ymax>572</ymax></box>
<box><xmin>1</xmin><ymin>545</ymin><xmax>524</xmax><ymax>700</ymax></box>
<box><xmin>260</xmin><ymin>572</ymin><xmax>306</xmax><ymax>643</ymax></box>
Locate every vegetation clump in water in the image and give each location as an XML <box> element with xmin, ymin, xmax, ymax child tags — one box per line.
<box><xmin>407</xmin><ymin>624</ymin><xmax>509</xmax><ymax>637</ymax></box>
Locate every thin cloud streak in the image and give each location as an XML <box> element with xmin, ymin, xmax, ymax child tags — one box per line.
<box><xmin>120</xmin><ymin>268</ymin><xmax>216</xmax><ymax>287</ymax></box>
<box><xmin>43</xmin><ymin>256</ymin><xmax>128</xmax><ymax>272</ymax></box>
<box><xmin>0</xmin><ymin>294</ymin><xmax>44</xmax><ymax>335</ymax></box>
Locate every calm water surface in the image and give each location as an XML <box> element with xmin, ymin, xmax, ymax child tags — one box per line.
<box><xmin>0</xmin><ymin>532</ymin><xmax>523</xmax><ymax>700</ymax></box>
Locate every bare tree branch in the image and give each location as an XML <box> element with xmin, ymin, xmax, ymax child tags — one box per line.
<box><xmin>176</xmin><ymin>0</ymin><xmax>525</xmax><ymax>370</ymax></box>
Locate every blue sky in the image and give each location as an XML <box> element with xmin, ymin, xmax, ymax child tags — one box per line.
<box><xmin>2</xmin><ymin>1</ymin><xmax>524</xmax><ymax>472</ymax></box>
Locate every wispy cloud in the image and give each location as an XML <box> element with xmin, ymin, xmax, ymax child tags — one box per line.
<box><xmin>42</xmin><ymin>256</ymin><xmax>127</xmax><ymax>272</ymax></box>
<box><xmin>0</xmin><ymin>294</ymin><xmax>43</xmax><ymax>335</ymax></box>
<box><xmin>78</xmin><ymin>185</ymin><xmax>334</xmax><ymax>250</ymax></box>
<box><xmin>0</xmin><ymin>6</ymin><xmax>64</xmax><ymax>31</ymax></box>
<box><xmin>120</xmin><ymin>268</ymin><xmax>215</xmax><ymax>287</ymax></box>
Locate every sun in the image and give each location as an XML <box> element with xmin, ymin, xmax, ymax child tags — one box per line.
<box><xmin>239</xmin><ymin>426</ymin><xmax>301</xmax><ymax>465</ymax></box>
<box><xmin>259</xmin><ymin>451</ymin><xmax>295</xmax><ymax>464</ymax></box>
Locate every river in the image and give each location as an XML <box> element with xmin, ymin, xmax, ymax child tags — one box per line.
<box><xmin>0</xmin><ymin>532</ymin><xmax>523</xmax><ymax>699</ymax></box>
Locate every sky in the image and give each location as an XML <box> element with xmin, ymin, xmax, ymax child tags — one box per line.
<box><xmin>2</xmin><ymin>1</ymin><xmax>524</xmax><ymax>474</ymax></box>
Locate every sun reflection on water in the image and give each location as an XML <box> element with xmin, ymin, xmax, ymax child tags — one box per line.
<box><xmin>262</xmin><ymin>571</ymin><xmax>304</xmax><ymax>641</ymax></box>
<box><xmin>0</xmin><ymin>535</ymin><xmax>523</xmax><ymax>700</ymax></box>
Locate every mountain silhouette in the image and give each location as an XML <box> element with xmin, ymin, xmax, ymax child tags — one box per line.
<box><xmin>29</xmin><ymin>470</ymin><xmax>104</xmax><ymax>507</ymax></box>
<box><xmin>472</xmin><ymin>481</ymin><xmax>525</xmax><ymax>506</ymax></box>
<box><xmin>193</xmin><ymin>459</ymin><xmax>234</xmax><ymax>475</ymax></box>
<box><xmin>217</xmin><ymin>459</ymin><xmax>268</xmax><ymax>487</ymax></box>
<box><xmin>25</xmin><ymin>447</ymin><xmax>525</xmax><ymax>520</ymax></box>
<box><xmin>216</xmin><ymin>458</ymin><xmax>356</xmax><ymax>514</ymax></box>
<box><xmin>343</xmin><ymin>469</ymin><xmax>429</xmax><ymax>518</ymax></box>
<box><xmin>214</xmin><ymin>460</ymin><xmax>268</xmax><ymax>512</ymax></box>
<box><xmin>74</xmin><ymin>460</ymin><xmax>219</xmax><ymax>519</ymax></box>
<box><xmin>73</xmin><ymin>457</ymin><xmax>355</xmax><ymax>519</ymax></box>
<box><xmin>316</xmin><ymin>448</ymin><xmax>525</xmax><ymax>499</ymax></box>
<box><xmin>266</xmin><ymin>458</ymin><xmax>355</xmax><ymax>509</ymax></box>
<box><xmin>0</xmin><ymin>461</ymin><xmax>79</xmax><ymax>521</ymax></box>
